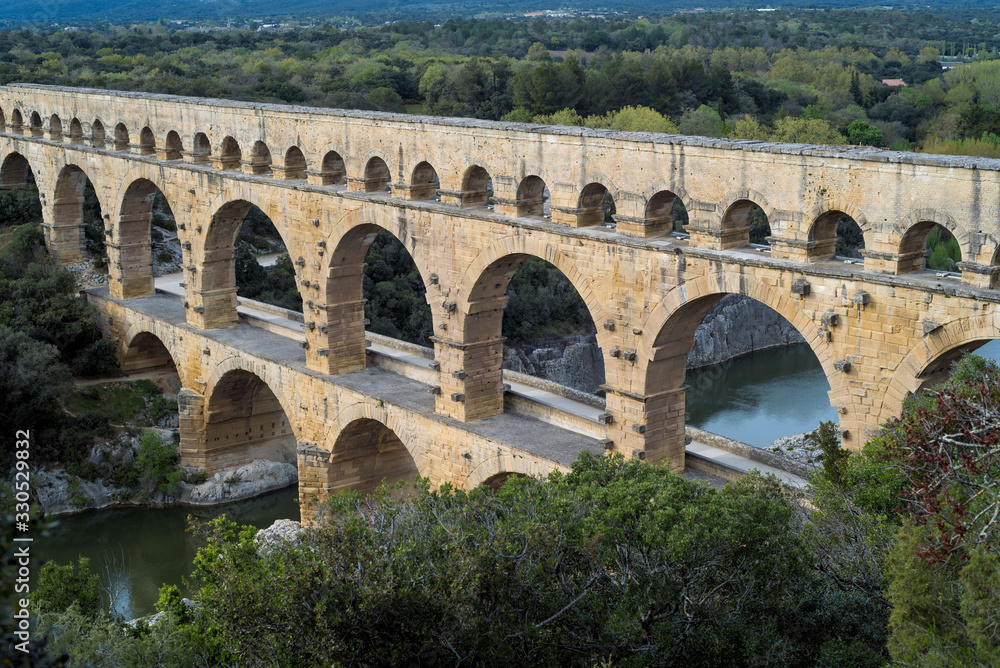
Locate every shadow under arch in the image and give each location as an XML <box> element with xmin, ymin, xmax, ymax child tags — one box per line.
<box><xmin>409</xmin><ymin>160</ymin><xmax>439</xmax><ymax>200</ymax></box>
<box><xmin>716</xmin><ymin>190</ymin><xmax>773</xmax><ymax>249</ymax></box>
<box><xmin>460</xmin><ymin>164</ymin><xmax>492</xmax><ymax>208</ymax></box>
<box><xmin>808</xmin><ymin>207</ymin><xmax>868</xmax><ymax>262</ymax></box>
<box><xmin>577</xmin><ymin>178</ymin><xmax>619</xmax><ymax>227</ymax></box>
<box><xmin>0</xmin><ymin>151</ymin><xmax>35</xmax><ymax>189</ymax></box>
<box><xmin>120</xmin><ymin>323</ymin><xmax>183</xmax><ymax>382</ymax></box>
<box><xmin>201</xmin><ymin>363</ymin><xmax>299</xmax><ymax>472</ymax></box>
<box><xmin>324</xmin><ymin>413</ymin><xmax>420</xmax><ymax>497</ymax></box>
<box><xmin>644</xmin><ymin>186</ymin><xmax>690</xmax><ymax>236</ymax></box>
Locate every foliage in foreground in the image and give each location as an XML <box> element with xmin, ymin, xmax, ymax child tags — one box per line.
<box><xmin>175</xmin><ymin>454</ymin><xmax>881</xmax><ymax>667</ymax></box>
<box><xmin>31</xmin><ymin>453</ymin><xmax>888</xmax><ymax>667</ymax></box>
<box><xmin>874</xmin><ymin>355</ymin><xmax>1000</xmax><ymax>665</ymax></box>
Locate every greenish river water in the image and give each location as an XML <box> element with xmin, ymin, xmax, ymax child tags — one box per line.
<box><xmin>39</xmin><ymin>488</ymin><xmax>299</xmax><ymax>619</ymax></box>
<box><xmin>43</xmin><ymin>338</ymin><xmax>1000</xmax><ymax>618</ymax></box>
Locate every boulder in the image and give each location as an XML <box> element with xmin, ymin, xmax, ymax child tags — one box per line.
<box><xmin>255</xmin><ymin>518</ymin><xmax>305</xmax><ymax>556</ymax></box>
<box><xmin>179</xmin><ymin>459</ymin><xmax>298</xmax><ymax>505</ymax></box>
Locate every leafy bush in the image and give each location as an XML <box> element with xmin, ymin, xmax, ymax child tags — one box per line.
<box><xmin>36</xmin><ymin>557</ymin><xmax>102</xmax><ymax>619</ymax></box>
<box><xmin>184</xmin><ymin>454</ymin><xmax>888</xmax><ymax>666</ymax></box>
<box><xmin>134</xmin><ymin>430</ymin><xmax>181</xmax><ymax>496</ymax></box>
<box><xmin>0</xmin><ymin>184</ymin><xmax>43</xmax><ymax>227</ymax></box>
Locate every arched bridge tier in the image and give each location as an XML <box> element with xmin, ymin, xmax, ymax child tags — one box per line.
<box><xmin>6</xmin><ymin>84</ymin><xmax>1000</xmax><ymax>500</ymax></box>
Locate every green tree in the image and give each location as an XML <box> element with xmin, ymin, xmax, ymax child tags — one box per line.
<box><xmin>183</xmin><ymin>453</ymin><xmax>888</xmax><ymax>666</ymax></box>
<box><xmin>847</xmin><ymin>119</ymin><xmax>884</xmax><ymax>146</ymax></box>
<box><xmin>678</xmin><ymin>104</ymin><xmax>726</xmax><ymax>137</ymax></box>
<box><xmin>772</xmin><ymin>117</ymin><xmax>845</xmax><ymax>145</ymax></box>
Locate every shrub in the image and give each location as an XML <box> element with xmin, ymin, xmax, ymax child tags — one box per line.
<box><xmin>36</xmin><ymin>557</ymin><xmax>101</xmax><ymax>619</ymax></box>
<box><xmin>134</xmin><ymin>430</ymin><xmax>180</xmax><ymax>496</ymax></box>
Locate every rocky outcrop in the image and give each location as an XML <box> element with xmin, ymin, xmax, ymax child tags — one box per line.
<box><xmin>686</xmin><ymin>294</ymin><xmax>804</xmax><ymax>369</ymax></box>
<box><xmin>35</xmin><ymin>458</ymin><xmax>298</xmax><ymax>517</ymax></box>
<box><xmin>179</xmin><ymin>460</ymin><xmax>298</xmax><ymax>505</ymax></box>
<box><xmin>502</xmin><ymin>295</ymin><xmax>804</xmax><ymax>394</ymax></box>
<box><xmin>255</xmin><ymin>518</ymin><xmax>305</xmax><ymax>556</ymax></box>
<box><xmin>503</xmin><ymin>335</ymin><xmax>606</xmax><ymax>395</ymax></box>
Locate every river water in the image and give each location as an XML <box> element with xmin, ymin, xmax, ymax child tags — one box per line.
<box><xmin>39</xmin><ymin>488</ymin><xmax>299</xmax><ymax>619</ymax></box>
<box><xmin>44</xmin><ymin>338</ymin><xmax>1000</xmax><ymax>618</ymax></box>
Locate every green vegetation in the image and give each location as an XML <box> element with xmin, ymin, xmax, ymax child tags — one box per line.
<box><xmin>2</xmin><ymin>9</ymin><xmax>1000</xmax><ymax>154</ymax></box>
<box><xmin>363</xmin><ymin>231</ymin><xmax>433</xmax><ymax>344</ymax></box>
<box><xmin>926</xmin><ymin>224</ymin><xmax>963</xmax><ymax>271</ymax></box>
<box><xmin>0</xmin><ymin>224</ymin><xmax>123</xmax><ymax>467</ymax></box>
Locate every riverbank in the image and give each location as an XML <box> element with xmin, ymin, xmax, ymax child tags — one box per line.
<box><xmin>36</xmin><ymin>458</ymin><xmax>298</xmax><ymax>517</ymax></box>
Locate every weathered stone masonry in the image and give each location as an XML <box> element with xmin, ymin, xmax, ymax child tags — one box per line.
<box><xmin>4</xmin><ymin>84</ymin><xmax>1000</xmax><ymax>509</ymax></box>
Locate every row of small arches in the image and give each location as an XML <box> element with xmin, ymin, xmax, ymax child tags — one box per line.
<box><xmin>0</xmin><ymin>106</ymin><xmax>979</xmax><ymax>270</ymax></box>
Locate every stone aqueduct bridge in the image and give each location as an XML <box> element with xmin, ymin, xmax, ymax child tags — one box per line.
<box><xmin>3</xmin><ymin>83</ymin><xmax>1000</xmax><ymax>509</ymax></box>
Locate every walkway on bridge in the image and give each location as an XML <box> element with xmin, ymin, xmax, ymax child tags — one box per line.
<box><xmin>150</xmin><ymin>267</ymin><xmax>810</xmax><ymax>490</ymax></box>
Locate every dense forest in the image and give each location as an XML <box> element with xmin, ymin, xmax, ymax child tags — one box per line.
<box><xmin>2</xmin><ymin>9</ymin><xmax>1000</xmax><ymax>155</ymax></box>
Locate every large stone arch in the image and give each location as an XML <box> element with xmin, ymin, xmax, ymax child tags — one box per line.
<box><xmin>448</xmin><ymin>234</ymin><xmax>610</xmax><ymax>422</ymax></box>
<box><xmin>321</xmin><ymin>403</ymin><xmax>425</xmax><ymax>497</ymax></box>
<box><xmin>627</xmin><ymin>271</ymin><xmax>841</xmax><ymax>467</ymax></box>
<box><xmin>193</xmin><ymin>184</ymin><xmax>301</xmax><ymax>329</ymax></box>
<box><xmin>642</xmin><ymin>272</ymin><xmax>834</xmax><ymax>382</ymax></box>
<box><xmin>120</xmin><ymin>319</ymin><xmax>185</xmax><ymax>385</ymax></box>
<box><xmin>197</xmin><ymin>355</ymin><xmax>301</xmax><ymax>472</ymax></box>
<box><xmin>312</xmin><ymin>202</ymin><xmax>439</xmax><ymax>375</ymax></box>
<box><xmin>459</xmin><ymin>234</ymin><xmax>607</xmax><ymax>337</ymax></box>
<box><xmin>885</xmin><ymin>311</ymin><xmax>1000</xmax><ymax>421</ymax></box>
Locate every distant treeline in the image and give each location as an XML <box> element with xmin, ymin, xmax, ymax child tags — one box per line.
<box><xmin>3</xmin><ymin>10</ymin><xmax>1000</xmax><ymax>153</ymax></box>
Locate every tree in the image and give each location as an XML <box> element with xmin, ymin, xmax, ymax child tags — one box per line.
<box><xmin>729</xmin><ymin>116</ymin><xmax>771</xmax><ymax>140</ymax></box>
<box><xmin>847</xmin><ymin>119</ymin><xmax>884</xmax><ymax>146</ymax></box>
<box><xmin>678</xmin><ymin>104</ymin><xmax>726</xmax><ymax>137</ymax></box>
<box><xmin>0</xmin><ymin>327</ymin><xmax>72</xmax><ymax>466</ymax></box>
<box><xmin>183</xmin><ymin>453</ymin><xmax>889</xmax><ymax>666</ymax></box>
<box><xmin>586</xmin><ymin>105</ymin><xmax>678</xmax><ymax>134</ymax></box>
<box><xmin>772</xmin><ymin>117</ymin><xmax>845</xmax><ymax>145</ymax></box>
<box><xmin>366</xmin><ymin>86</ymin><xmax>404</xmax><ymax>112</ymax></box>
<box><xmin>878</xmin><ymin>355</ymin><xmax>1000</xmax><ymax>665</ymax></box>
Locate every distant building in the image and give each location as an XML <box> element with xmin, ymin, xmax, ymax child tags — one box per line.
<box><xmin>881</xmin><ymin>78</ymin><xmax>907</xmax><ymax>87</ymax></box>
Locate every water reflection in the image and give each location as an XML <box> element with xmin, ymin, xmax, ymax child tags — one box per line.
<box><xmin>686</xmin><ymin>339</ymin><xmax>1000</xmax><ymax>449</ymax></box>
<box><xmin>39</xmin><ymin>487</ymin><xmax>299</xmax><ymax>619</ymax></box>
<box><xmin>686</xmin><ymin>344</ymin><xmax>837</xmax><ymax>448</ymax></box>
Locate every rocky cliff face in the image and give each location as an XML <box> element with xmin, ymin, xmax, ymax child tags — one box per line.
<box><xmin>502</xmin><ymin>295</ymin><xmax>804</xmax><ymax>395</ymax></box>
<box><xmin>686</xmin><ymin>294</ymin><xmax>805</xmax><ymax>369</ymax></box>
